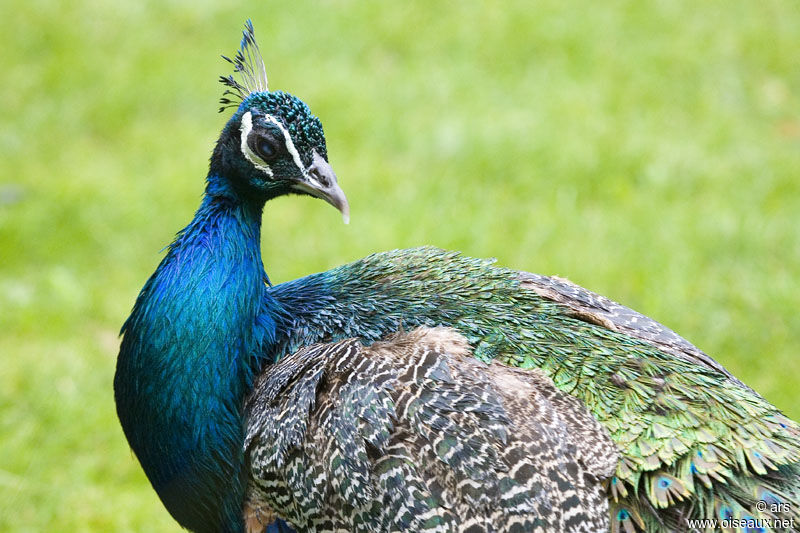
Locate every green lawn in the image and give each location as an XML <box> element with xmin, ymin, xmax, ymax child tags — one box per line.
<box><xmin>1</xmin><ymin>1</ymin><xmax>798</xmax><ymax>531</ymax></box>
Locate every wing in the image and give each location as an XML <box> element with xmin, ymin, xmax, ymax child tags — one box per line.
<box><xmin>517</xmin><ymin>272</ymin><xmax>747</xmax><ymax>387</ymax></box>
<box><xmin>268</xmin><ymin>247</ymin><xmax>800</xmax><ymax>531</ymax></box>
<box><xmin>245</xmin><ymin>327</ymin><xmax>617</xmax><ymax>532</ymax></box>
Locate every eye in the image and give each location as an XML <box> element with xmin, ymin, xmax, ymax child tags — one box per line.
<box><xmin>253</xmin><ymin>136</ymin><xmax>280</xmax><ymax>161</ymax></box>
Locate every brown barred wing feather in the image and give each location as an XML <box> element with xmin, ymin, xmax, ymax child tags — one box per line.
<box><xmin>243</xmin><ymin>327</ymin><xmax>618</xmax><ymax>533</ymax></box>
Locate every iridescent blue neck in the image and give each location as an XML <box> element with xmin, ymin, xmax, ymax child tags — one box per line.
<box><xmin>115</xmin><ymin>175</ymin><xmax>280</xmax><ymax>533</ymax></box>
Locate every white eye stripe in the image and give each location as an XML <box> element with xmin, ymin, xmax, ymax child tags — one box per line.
<box><xmin>239</xmin><ymin>111</ymin><xmax>308</xmax><ymax>180</ymax></box>
<box><xmin>261</xmin><ymin>114</ymin><xmax>308</xmax><ymax>178</ymax></box>
<box><xmin>239</xmin><ymin>111</ymin><xmax>274</xmax><ymax>178</ymax></box>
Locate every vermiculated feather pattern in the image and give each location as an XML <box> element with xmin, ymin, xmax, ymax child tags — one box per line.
<box><xmin>244</xmin><ymin>327</ymin><xmax>618</xmax><ymax>532</ymax></box>
<box><xmin>118</xmin><ymin>25</ymin><xmax>800</xmax><ymax>532</ymax></box>
<box><xmin>267</xmin><ymin>247</ymin><xmax>800</xmax><ymax>532</ymax></box>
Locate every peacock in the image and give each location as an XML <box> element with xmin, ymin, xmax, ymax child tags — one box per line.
<box><xmin>114</xmin><ymin>22</ymin><xmax>800</xmax><ymax>533</ymax></box>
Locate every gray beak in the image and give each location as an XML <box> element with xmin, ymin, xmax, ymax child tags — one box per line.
<box><xmin>294</xmin><ymin>150</ymin><xmax>350</xmax><ymax>224</ymax></box>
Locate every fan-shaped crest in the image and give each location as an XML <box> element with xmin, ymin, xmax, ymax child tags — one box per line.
<box><xmin>219</xmin><ymin>20</ymin><xmax>269</xmax><ymax>112</ymax></box>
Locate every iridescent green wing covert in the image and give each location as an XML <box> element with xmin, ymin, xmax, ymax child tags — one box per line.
<box><xmin>268</xmin><ymin>247</ymin><xmax>800</xmax><ymax>532</ymax></box>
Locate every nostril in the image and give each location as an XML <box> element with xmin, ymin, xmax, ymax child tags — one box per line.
<box><xmin>310</xmin><ymin>166</ymin><xmax>330</xmax><ymax>188</ymax></box>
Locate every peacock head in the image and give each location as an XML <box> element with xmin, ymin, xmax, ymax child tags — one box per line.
<box><xmin>211</xmin><ymin>21</ymin><xmax>349</xmax><ymax>223</ymax></box>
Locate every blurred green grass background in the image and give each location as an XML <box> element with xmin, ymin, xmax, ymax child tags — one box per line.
<box><xmin>1</xmin><ymin>0</ymin><xmax>798</xmax><ymax>530</ymax></box>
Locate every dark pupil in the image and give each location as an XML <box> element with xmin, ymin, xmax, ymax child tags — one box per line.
<box><xmin>256</xmin><ymin>138</ymin><xmax>276</xmax><ymax>160</ymax></box>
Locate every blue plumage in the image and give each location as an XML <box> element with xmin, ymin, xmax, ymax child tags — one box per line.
<box><xmin>116</xmin><ymin>22</ymin><xmax>800</xmax><ymax>533</ymax></box>
<box><xmin>116</xmin><ymin>187</ymin><xmax>277</xmax><ymax>532</ymax></box>
<box><xmin>115</xmin><ymin>34</ymin><xmax>343</xmax><ymax>530</ymax></box>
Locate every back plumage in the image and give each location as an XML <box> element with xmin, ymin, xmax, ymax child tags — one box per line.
<box><xmin>267</xmin><ymin>247</ymin><xmax>800</xmax><ymax>532</ymax></box>
<box><xmin>243</xmin><ymin>327</ymin><xmax>618</xmax><ymax>532</ymax></box>
<box><xmin>115</xmin><ymin>22</ymin><xmax>800</xmax><ymax>533</ymax></box>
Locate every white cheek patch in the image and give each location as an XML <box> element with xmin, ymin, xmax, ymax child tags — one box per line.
<box><xmin>239</xmin><ymin>111</ymin><xmax>274</xmax><ymax>178</ymax></box>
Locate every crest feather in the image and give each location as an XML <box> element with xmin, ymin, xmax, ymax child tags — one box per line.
<box><xmin>219</xmin><ymin>20</ymin><xmax>269</xmax><ymax>113</ymax></box>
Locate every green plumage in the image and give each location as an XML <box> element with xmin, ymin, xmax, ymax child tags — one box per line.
<box><xmin>267</xmin><ymin>247</ymin><xmax>800</xmax><ymax>531</ymax></box>
<box><xmin>116</xmin><ymin>22</ymin><xmax>800</xmax><ymax>533</ymax></box>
